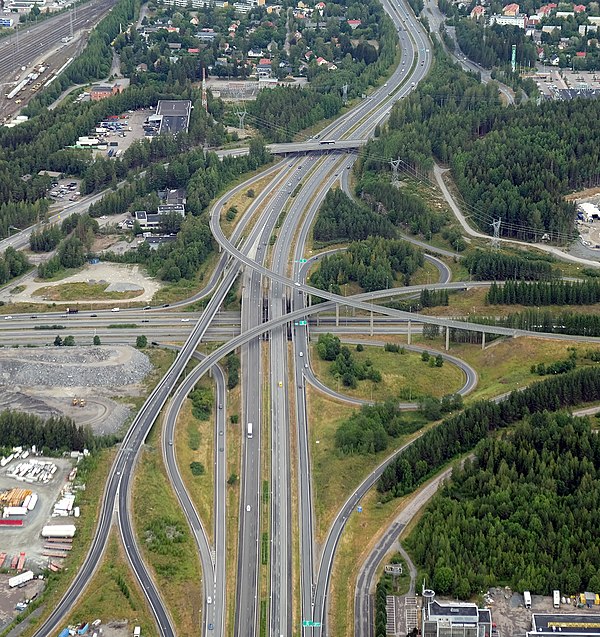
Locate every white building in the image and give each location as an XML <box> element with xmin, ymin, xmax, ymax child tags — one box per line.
<box><xmin>422</xmin><ymin>590</ymin><xmax>492</xmax><ymax>637</ymax></box>
<box><xmin>490</xmin><ymin>13</ymin><xmax>527</xmax><ymax>27</ymax></box>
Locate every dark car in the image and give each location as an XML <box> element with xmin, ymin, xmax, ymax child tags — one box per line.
<box><xmin>163</xmin><ymin>304</ymin><xmax>170</xmax><ymax>308</ymax></box>
<box><xmin>90</xmin><ymin>314</ymin><xmax>98</xmax><ymax>317</ymax></box>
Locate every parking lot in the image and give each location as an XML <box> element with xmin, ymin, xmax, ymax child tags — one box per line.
<box><xmin>91</xmin><ymin>109</ymin><xmax>157</xmax><ymax>161</ymax></box>
<box><xmin>0</xmin><ymin>574</ymin><xmax>45</xmax><ymax>632</ymax></box>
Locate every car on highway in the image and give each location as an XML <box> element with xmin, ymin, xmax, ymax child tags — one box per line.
<box><xmin>111</xmin><ymin>308</ymin><xmax>120</xmax><ymax>312</ymax></box>
<box><xmin>143</xmin><ymin>306</ymin><xmax>151</xmax><ymax>310</ymax></box>
<box><xmin>246</xmin><ymin>505</ymin><xmax>251</xmax><ymax>512</ymax></box>
<box><xmin>4</xmin><ymin>316</ymin><xmax>11</xmax><ymax>320</ymax></box>
<box><xmin>278</xmin><ymin>381</ymin><xmax>283</xmax><ymax>387</ymax></box>
<box><xmin>30</xmin><ymin>315</ymin><xmax>37</xmax><ymax>319</ymax></box>
<box><xmin>207</xmin><ymin>597</ymin><xmax>212</xmax><ymax>604</ymax></box>
<box><xmin>169</xmin><ymin>441</ymin><xmax>173</xmax><ymax>446</ymax></box>
<box><xmin>294</xmin><ymin>282</ymin><xmax>301</xmax><ymax>287</ymax></box>
<box><xmin>90</xmin><ymin>314</ymin><xmax>97</xmax><ymax>317</ymax></box>
<box><xmin>181</xmin><ymin>318</ymin><xmax>190</xmax><ymax>322</ymax></box>
<box><xmin>208</xmin><ymin>624</ymin><xmax>214</xmax><ymax>631</ymax></box>
<box><xmin>219</xmin><ymin>430</ymin><xmax>223</xmax><ymax>436</ymax></box>
<box><xmin>142</xmin><ymin>319</ymin><xmax>150</xmax><ymax>323</ymax></box>
<box><xmin>218</xmin><ymin>403</ymin><xmax>223</xmax><ymax>409</ymax></box>
<box><xmin>299</xmin><ymin>351</ymin><xmax>304</xmax><ymax>357</ymax></box>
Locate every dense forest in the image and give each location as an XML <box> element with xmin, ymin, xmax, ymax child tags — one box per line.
<box><xmin>309</xmin><ymin>237</ymin><xmax>424</xmax><ymax>295</ymax></box>
<box><xmin>463</xmin><ymin>250</ymin><xmax>558</xmax><ymax>281</ymax></box>
<box><xmin>378</xmin><ymin>366</ymin><xmax>600</xmax><ymax>498</ymax></box>
<box><xmin>407</xmin><ymin>412</ymin><xmax>600</xmax><ymax>597</ymax></box>
<box><xmin>455</xmin><ymin>21</ymin><xmax>537</xmax><ymax>69</ymax></box>
<box><xmin>0</xmin><ymin>410</ymin><xmax>94</xmax><ymax>452</ymax></box>
<box><xmin>357</xmin><ymin>177</ymin><xmax>446</xmax><ymax>239</ymax></box>
<box><xmin>487</xmin><ymin>279</ymin><xmax>600</xmax><ymax>306</ymax></box>
<box><xmin>0</xmin><ymin>247</ymin><xmax>30</xmax><ymax>286</ymax></box>
<box><xmin>359</xmin><ymin>50</ymin><xmax>599</xmax><ymax>241</ymax></box>
<box><xmin>313</xmin><ymin>189</ymin><xmax>396</xmax><ymax>243</ymax></box>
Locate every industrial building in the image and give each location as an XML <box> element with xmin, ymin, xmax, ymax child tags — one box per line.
<box><xmin>578</xmin><ymin>202</ymin><xmax>600</xmax><ymax>222</ymax></box>
<box><xmin>133</xmin><ymin>204</ymin><xmax>185</xmax><ymax>230</ymax></box>
<box><xmin>422</xmin><ymin>589</ymin><xmax>492</xmax><ymax>637</ymax></box>
<box><xmin>528</xmin><ymin>614</ymin><xmax>600</xmax><ymax>637</ymax></box>
<box><xmin>155</xmin><ymin>99</ymin><xmax>192</xmax><ymax>135</ymax></box>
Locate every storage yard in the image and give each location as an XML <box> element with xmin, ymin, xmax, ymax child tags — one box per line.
<box><xmin>0</xmin><ymin>453</ymin><xmax>76</xmax><ymax>572</ymax></box>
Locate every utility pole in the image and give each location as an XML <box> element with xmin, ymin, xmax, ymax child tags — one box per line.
<box><xmin>341</xmin><ymin>83</ymin><xmax>348</xmax><ymax>105</ymax></box>
<box><xmin>490</xmin><ymin>218</ymin><xmax>502</xmax><ymax>250</ymax></box>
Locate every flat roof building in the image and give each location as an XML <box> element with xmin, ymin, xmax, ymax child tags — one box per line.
<box><xmin>422</xmin><ymin>590</ymin><xmax>492</xmax><ymax>637</ymax></box>
<box><xmin>529</xmin><ymin>614</ymin><xmax>600</xmax><ymax>637</ymax></box>
<box><xmin>156</xmin><ymin>99</ymin><xmax>192</xmax><ymax>135</ymax></box>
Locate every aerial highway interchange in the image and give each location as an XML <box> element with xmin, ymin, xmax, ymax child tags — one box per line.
<box><xmin>1</xmin><ymin>0</ymin><xmax>599</xmax><ymax>635</ymax></box>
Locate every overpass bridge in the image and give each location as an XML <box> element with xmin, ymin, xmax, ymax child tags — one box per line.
<box><xmin>216</xmin><ymin>139</ymin><xmax>368</xmax><ymax>159</ymax></box>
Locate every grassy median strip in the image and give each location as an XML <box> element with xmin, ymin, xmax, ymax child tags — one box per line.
<box><xmin>133</xmin><ymin>422</ymin><xmax>203</xmax><ymax>636</ymax></box>
<box><xmin>63</xmin><ymin>530</ymin><xmax>156</xmax><ymax>634</ymax></box>
<box><xmin>175</xmin><ymin>391</ymin><xmax>215</xmax><ymax>546</ymax></box>
<box><xmin>225</xmin><ymin>379</ymin><xmax>242</xmax><ymax>637</ymax></box>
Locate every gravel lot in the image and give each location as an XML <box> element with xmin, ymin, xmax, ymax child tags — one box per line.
<box><xmin>487</xmin><ymin>587</ymin><xmax>600</xmax><ymax>637</ymax></box>
<box><xmin>0</xmin><ymin>346</ymin><xmax>151</xmax><ymax>387</ymax></box>
<box><xmin>0</xmin><ymin>574</ymin><xmax>45</xmax><ymax>632</ymax></box>
<box><xmin>0</xmin><ymin>346</ymin><xmax>150</xmax><ymax>434</ymax></box>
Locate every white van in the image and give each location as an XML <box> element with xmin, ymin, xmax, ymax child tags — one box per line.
<box><xmin>553</xmin><ymin>590</ymin><xmax>560</xmax><ymax>609</ymax></box>
<box><xmin>524</xmin><ymin>591</ymin><xmax>532</xmax><ymax>609</ymax></box>
<box><xmin>247</xmin><ymin>422</ymin><xmax>253</xmax><ymax>439</ymax></box>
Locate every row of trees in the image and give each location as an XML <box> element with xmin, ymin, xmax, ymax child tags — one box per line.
<box><xmin>406</xmin><ymin>411</ymin><xmax>600</xmax><ymax>597</ymax></box>
<box><xmin>316</xmin><ymin>334</ymin><xmax>381</xmax><ymax>388</ymax></box>
<box><xmin>309</xmin><ymin>237</ymin><xmax>424</xmax><ymax>295</ymax></box>
<box><xmin>378</xmin><ymin>366</ymin><xmax>600</xmax><ymax>497</ymax></box>
<box><xmin>487</xmin><ymin>279</ymin><xmax>600</xmax><ymax>306</ymax></box>
<box><xmin>463</xmin><ymin>250</ymin><xmax>558</xmax><ymax>281</ymax></box>
<box><xmin>0</xmin><ymin>410</ymin><xmax>94</xmax><ymax>452</ymax></box>
<box><xmin>468</xmin><ymin>308</ymin><xmax>600</xmax><ymax>337</ymax></box>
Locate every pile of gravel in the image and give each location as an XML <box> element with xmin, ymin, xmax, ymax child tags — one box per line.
<box><xmin>0</xmin><ymin>346</ymin><xmax>152</xmax><ymax>388</ymax></box>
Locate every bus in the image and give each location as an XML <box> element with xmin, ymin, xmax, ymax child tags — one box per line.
<box><xmin>247</xmin><ymin>422</ymin><xmax>253</xmax><ymax>439</ymax></box>
<box><xmin>319</xmin><ymin>139</ymin><xmax>336</xmax><ymax>145</ymax></box>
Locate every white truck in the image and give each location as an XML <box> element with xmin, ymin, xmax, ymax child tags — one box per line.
<box><xmin>247</xmin><ymin>422</ymin><xmax>253</xmax><ymax>439</ymax></box>
<box><xmin>524</xmin><ymin>590</ymin><xmax>532</xmax><ymax>609</ymax></box>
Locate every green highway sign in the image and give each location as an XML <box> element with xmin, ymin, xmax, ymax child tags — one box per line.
<box><xmin>296</xmin><ymin>258</ymin><xmax>308</xmax><ymax>263</ymax></box>
<box><xmin>302</xmin><ymin>621</ymin><xmax>322</xmax><ymax>627</ymax></box>
<box><xmin>299</xmin><ymin>320</ymin><xmax>307</xmax><ymax>325</ymax></box>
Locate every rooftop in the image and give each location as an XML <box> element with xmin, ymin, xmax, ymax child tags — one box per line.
<box><xmin>531</xmin><ymin>614</ymin><xmax>600</xmax><ymax>636</ymax></box>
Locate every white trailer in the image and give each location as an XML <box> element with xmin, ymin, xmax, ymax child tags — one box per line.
<box><xmin>41</xmin><ymin>524</ymin><xmax>76</xmax><ymax>538</ymax></box>
<box><xmin>553</xmin><ymin>590</ymin><xmax>560</xmax><ymax>609</ymax></box>
<box><xmin>247</xmin><ymin>422</ymin><xmax>253</xmax><ymax>439</ymax></box>
<box><xmin>9</xmin><ymin>571</ymin><xmax>33</xmax><ymax>588</ymax></box>
<box><xmin>4</xmin><ymin>506</ymin><xmax>27</xmax><ymax>517</ymax></box>
<box><xmin>27</xmin><ymin>494</ymin><xmax>38</xmax><ymax>511</ymax></box>
<box><xmin>524</xmin><ymin>591</ymin><xmax>532</xmax><ymax>609</ymax></box>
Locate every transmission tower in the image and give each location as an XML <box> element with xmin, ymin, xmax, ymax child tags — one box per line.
<box><xmin>236</xmin><ymin>107</ymin><xmax>247</xmax><ymax>130</ymax></box>
<box><xmin>390</xmin><ymin>158</ymin><xmax>401</xmax><ymax>184</ymax></box>
<box><xmin>201</xmin><ymin>67</ymin><xmax>208</xmax><ymax>112</ymax></box>
<box><xmin>490</xmin><ymin>218</ymin><xmax>502</xmax><ymax>250</ymax></box>
<box><xmin>341</xmin><ymin>83</ymin><xmax>348</xmax><ymax>105</ymax></box>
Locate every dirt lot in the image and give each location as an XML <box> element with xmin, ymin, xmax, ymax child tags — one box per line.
<box><xmin>0</xmin><ymin>574</ymin><xmax>45</xmax><ymax>632</ymax></box>
<box><xmin>0</xmin><ymin>262</ymin><xmax>161</xmax><ymax>305</ymax></box>
<box><xmin>0</xmin><ymin>345</ymin><xmax>151</xmax><ymax>435</ymax></box>
<box><xmin>0</xmin><ymin>457</ymin><xmax>73</xmax><ymax>572</ymax></box>
<box><xmin>487</xmin><ymin>587</ymin><xmax>600</xmax><ymax>637</ymax></box>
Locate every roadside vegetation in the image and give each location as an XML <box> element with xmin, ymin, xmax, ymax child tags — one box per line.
<box><xmin>63</xmin><ymin>531</ymin><xmax>155</xmax><ymax>633</ymax></box>
<box><xmin>133</xmin><ymin>422</ymin><xmax>203</xmax><ymax>636</ymax></box>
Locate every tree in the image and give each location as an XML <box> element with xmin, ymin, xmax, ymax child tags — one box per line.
<box><xmin>190</xmin><ymin>461</ymin><xmax>205</xmax><ymax>476</ymax></box>
<box><xmin>53</xmin><ymin>335</ymin><xmax>63</xmax><ymax>346</ymax></box>
<box><xmin>63</xmin><ymin>335</ymin><xmax>75</xmax><ymax>346</ymax></box>
<box><xmin>93</xmin><ymin>335</ymin><xmax>101</xmax><ymax>345</ymax></box>
<box><xmin>433</xmin><ymin>566</ymin><xmax>454</xmax><ymax>594</ymax></box>
<box><xmin>136</xmin><ymin>335</ymin><xmax>148</xmax><ymax>348</ymax></box>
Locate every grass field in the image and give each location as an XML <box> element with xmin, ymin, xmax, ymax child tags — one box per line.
<box><xmin>133</xmin><ymin>422</ymin><xmax>203</xmax><ymax>636</ymax></box>
<box><xmin>175</xmin><ymin>394</ymin><xmax>215</xmax><ymax>546</ymax></box>
<box><xmin>306</xmin><ymin>387</ymin><xmax>427</xmax><ymax>543</ymax></box>
<box><xmin>32</xmin><ymin>282</ymin><xmax>143</xmax><ymax>301</ymax></box>
<box><xmin>422</xmin><ymin>286</ymin><xmax>600</xmax><ymax>318</ymax></box>
<box><xmin>63</xmin><ymin>531</ymin><xmax>156</xmax><ymax>634</ymax></box>
<box><xmin>309</xmin><ymin>343</ymin><xmax>465</xmax><ymax>402</ymax></box>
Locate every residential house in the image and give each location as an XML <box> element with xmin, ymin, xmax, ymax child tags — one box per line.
<box><xmin>502</xmin><ymin>3</ymin><xmax>520</xmax><ymax>15</ymax></box>
<box><xmin>347</xmin><ymin>18</ymin><xmax>362</xmax><ymax>28</ymax></box>
<box><xmin>470</xmin><ymin>5</ymin><xmax>485</xmax><ymax>18</ymax></box>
